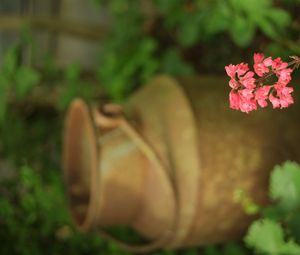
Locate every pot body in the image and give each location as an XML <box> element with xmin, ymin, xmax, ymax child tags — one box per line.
<box><xmin>63</xmin><ymin>75</ymin><xmax>300</xmax><ymax>250</ymax></box>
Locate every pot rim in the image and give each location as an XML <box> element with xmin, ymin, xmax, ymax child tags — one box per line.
<box><xmin>63</xmin><ymin>98</ymin><xmax>99</xmax><ymax>231</ymax></box>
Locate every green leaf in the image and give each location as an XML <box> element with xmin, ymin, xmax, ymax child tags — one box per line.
<box><xmin>0</xmin><ymin>199</ymin><xmax>13</xmax><ymax>219</ymax></box>
<box><xmin>3</xmin><ymin>46</ymin><xmax>19</xmax><ymax>76</ymax></box>
<box><xmin>279</xmin><ymin>241</ymin><xmax>300</xmax><ymax>255</ymax></box>
<box><xmin>98</xmin><ymin>38</ymin><xmax>158</xmax><ymax>101</ymax></box>
<box><xmin>161</xmin><ymin>48</ymin><xmax>194</xmax><ymax>75</ymax></box>
<box><xmin>245</xmin><ymin>219</ymin><xmax>284</xmax><ymax>254</ymax></box>
<box><xmin>228</xmin><ymin>0</ymin><xmax>271</xmax><ymax>21</ymax></box>
<box><xmin>65</xmin><ymin>63</ymin><xmax>81</xmax><ymax>81</ymax></box>
<box><xmin>257</xmin><ymin>8</ymin><xmax>290</xmax><ymax>39</ymax></box>
<box><xmin>223</xmin><ymin>242</ymin><xmax>248</xmax><ymax>255</ymax></box>
<box><xmin>181</xmin><ymin>248</ymin><xmax>198</xmax><ymax>255</ymax></box>
<box><xmin>0</xmin><ymin>74</ymin><xmax>10</xmax><ymax>124</ymax></box>
<box><xmin>267</xmin><ymin>8</ymin><xmax>291</xmax><ymax>30</ymax></box>
<box><xmin>262</xmin><ymin>205</ymin><xmax>285</xmax><ymax>221</ymax></box>
<box><xmin>154</xmin><ymin>0</ymin><xmax>179</xmax><ymax>14</ymax></box>
<box><xmin>15</xmin><ymin>66</ymin><xmax>40</xmax><ymax>98</ymax></box>
<box><xmin>239</xmin><ymin>0</ymin><xmax>272</xmax><ymax>14</ymax></box>
<box><xmin>58</xmin><ymin>81</ymin><xmax>94</xmax><ymax>110</ymax></box>
<box><xmin>270</xmin><ymin>161</ymin><xmax>300</xmax><ymax>211</ymax></box>
<box><xmin>203</xmin><ymin>246</ymin><xmax>220</xmax><ymax>255</ymax></box>
<box><xmin>233</xmin><ymin>189</ymin><xmax>260</xmax><ymax>215</ymax></box>
<box><xmin>230</xmin><ymin>15</ymin><xmax>255</xmax><ymax>47</ymax></box>
<box><xmin>177</xmin><ymin>15</ymin><xmax>202</xmax><ymax>47</ymax></box>
<box><xmin>206</xmin><ymin>2</ymin><xmax>231</xmax><ymax>36</ymax></box>
<box><xmin>244</xmin><ymin>203</ymin><xmax>260</xmax><ymax>215</ymax></box>
<box><xmin>257</xmin><ymin>17</ymin><xmax>279</xmax><ymax>39</ymax></box>
<box><xmin>20</xmin><ymin>165</ymin><xmax>39</xmax><ymax>189</ymax></box>
<box><xmin>286</xmin><ymin>214</ymin><xmax>300</xmax><ymax>243</ymax></box>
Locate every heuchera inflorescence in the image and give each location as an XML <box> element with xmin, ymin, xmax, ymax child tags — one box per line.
<box><xmin>225</xmin><ymin>53</ymin><xmax>300</xmax><ymax>113</ymax></box>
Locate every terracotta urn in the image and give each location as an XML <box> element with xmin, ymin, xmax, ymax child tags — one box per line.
<box><xmin>63</xmin><ymin>75</ymin><xmax>300</xmax><ymax>252</ymax></box>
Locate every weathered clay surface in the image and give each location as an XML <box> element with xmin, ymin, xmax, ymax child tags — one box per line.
<box><xmin>64</xmin><ymin>75</ymin><xmax>300</xmax><ymax>250</ymax></box>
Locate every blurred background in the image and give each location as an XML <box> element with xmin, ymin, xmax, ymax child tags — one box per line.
<box><xmin>1</xmin><ymin>0</ymin><xmax>300</xmax><ymax>254</ymax></box>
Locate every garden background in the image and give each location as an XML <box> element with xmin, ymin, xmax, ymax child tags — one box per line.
<box><xmin>1</xmin><ymin>0</ymin><xmax>300</xmax><ymax>254</ymax></box>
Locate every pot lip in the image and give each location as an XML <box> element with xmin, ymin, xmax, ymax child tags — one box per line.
<box><xmin>63</xmin><ymin>98</ymin><xmax>99</xmax><ymax>231</ymax></box>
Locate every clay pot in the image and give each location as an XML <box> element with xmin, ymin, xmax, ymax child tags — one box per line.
<box><xmin>63</xmin><ymin>75</ymin><xmax>300</xmax><ymax>252</ymax></box>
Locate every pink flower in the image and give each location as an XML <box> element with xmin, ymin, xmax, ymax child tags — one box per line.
<box><xmin>271</xmin><ymin>57</ymin><xmax>292</xmax><ymax>85</ymax></box>
<box><xmin>277</xmin><ymin>68</ymin><xmax>293</xmax><ymax>85</ymax></box>
<box><xmin>238</xmin><ymin>89</ymin><xmax>257</xmax><ymax>113</ymax></box>
<box><xmin>225</xmin><ymin>63</ymin><xmax>249</xmax><ymax>79</ymax></box>
<box><xmin>236</xmin><ymin>63</ymin><xmax>249</xmax><ymax>77</ymax></box>
<box><xmin>270</xmin><ymin>85</ymin><xmax>294</xmax><ymax>109</ymax></box>
<box><xmin>239</xmin><ymin>88</ymin><xmax>254</xmax><ymax>99</ymax></box>
<box><xmin>253</xmin><ymin>53</ymin><xmax>272</xmax><ymax>77</ymax></box>
<box><xmin>269</xmin><ymin>94</ymin><xmax>281</xmax><ymax>109</ymax></box>
<box><xmin>225</xmin><ymin>64</ymin><xmax>238</xmax><ymax>79</ymax></box>
<box><xmin>276</xmin><ymin>86</ymin><xmax>294</xmax><ymax>108</ymax></box>
<box><xmin>225</xmin><ymin>63</ymin><xmax>253</xmax><ymax>90</ymax></box>
<box><xmin>240</xmin><ymin>71</ymin><xmax>256</xmax><ymax>89</ymax></box>
<box><xmin>225</xmin><ymin>52</ymin><xmax>298</xmax><ymax>113</ymax></box>
<box><xmin>254</xmin><ymin>53</ymin><xmax>264</xmax><ymax>63</ymax></box>
<box><xmin>229</xmin><ymin>88</ymin><xmax>257</xmax><ymax>113</ymax></box>
<box><xmin>263</xmin><ymin>57</ymin><xmax>273</xmax><ymax>67</ymax></box>
<box><xmin>239</xmin><ymin>97</ymin><xmax>257</xmax><ymax>113</ymax></box>
<box><xmin>229</xmin><ymin>90</ymin><xmax>240</xmax><ymax>110</ymax></box>
<box><xmin>255</xmin><ymin>86</ymin><xmax>271</xmax><ymax>107</ymax></box>
<box><xmin>254</xmin><ymin>63</ymin><xmax>269</xmax><ymax>77</ymax></box>
<box><xmin>229</xmin><ymin>79</ymin><xmax>239</xmax><ymax>89</ymax></box>
<box><xmin>272</xmin><ymin>57</ymin><xmax>288</xmax><ymax>70</ymax></box>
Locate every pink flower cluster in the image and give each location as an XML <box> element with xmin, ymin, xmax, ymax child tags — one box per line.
<box><xmin>225</xmin><ymin>53</ymin><xmax>295</xmax><ymax>113</ymax></box>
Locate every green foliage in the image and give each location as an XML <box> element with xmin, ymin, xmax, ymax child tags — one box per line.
<box><xmin>234</xmin><ymin>189</ymin><xmax>261</xmax><ymax>215</ymax></box>
<box><xmin>161</xmin><ymin>48</ymin><xmax>194</xmax><ymax>75</ymax></box>
<box><xmin>270</xmin><ymin>161</ymin><xmax>300</xmax><ymax>211</ymax></box>
<box><xmin>227</xmin><ymin>0</ymin><xmax>290</xmax><ymax>46</ymax></box>
<box><xmin>58</xmin><ymin>63</ymin><xmax>95</xmax><ymax>109</ymax></box>
<box><xmin>93</xmin><ymin>1</ymin><xmax>159</xmax><ymax>101</ymax></box>
<box><xmin>245</xmin><ymin>161</ymin><xmax>300</xmax><ymax>255</ymax></box>
<box><xmin>0</xmin><ymin>45</ymin><xmax>40</xmax><ymax>123</ymax></box>
<box><xmin>93</xmin><ymin>0</ymin><xmax>297</xmax><ymax>100</ymax></box>
<box><xmin>15</xmin><ymin>66</ymin><xmax>40</xmax><ymax>98</ymax></box>
<box><xmin>154</xmin><ymin>0</ymin><xmax>291</xmax><ymax>47</ymax></box>
<box><xmin>245</xmin><ymin>219</ymin><xmax>300</xmax><ymax>255</ymax></box>
<box><xmin>201</xmin><ymin>243</ymin><xmax>248</xmax><ymax>255</ymax></box>
<box><xmin>0</xmin><ymin>166</ymin><xmax>132</xmax><ymax>255</ymax></box>
<box><xmin>98</xmin><ymin>37</ymin><xmax>159</xmax><ymax>102</ymax></box>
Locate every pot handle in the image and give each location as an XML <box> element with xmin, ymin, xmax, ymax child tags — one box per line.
<box><xmin>91</xmin><ymin>104</ymin><xmax>178</xmax><ymax>253</ymax></box>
